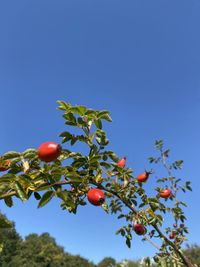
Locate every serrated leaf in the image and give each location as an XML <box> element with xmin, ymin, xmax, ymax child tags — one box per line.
<box><xmin>98</xmin><ymin>111</ymin><xmax>112</xmax><ymax>122</ymax></box>
<box><xmin>101</xmin><ymin>114</ymin><xmax>112</xmax><ymax>122</ymax></box>
<box><xmin>108</xmin><ymin>152</ymin><xmax>119</xmax><ymax>162</ymax></box>
<box><xmin>94</xmin><ymin>119</ymin><xmax>102</xmax><ymax>129</ymax></box>
<box><xmin>101</xmin><ymin>201</ymin><xmax>109</xmax><ymax>213</ymax></box>
<box><xmin>4</xmin><ymin>196</ymin><xmax>13</xmax><ymax>207</ymax></box>
<box><xmin>22</xmin><ymin>149</ymin><xmax>37</xmax><ymax>159</ymax></box>
<box><xmin>126</xmin><ymin>237</ymin><xmax>131</xmax><ymax>248</ymax></box>
<box><xmin>38</xmin><ymin>191</ymin><xmax>54</xmax><ymax>208</ymax></box>
<box><xmin>57</xmin><ymin>100</ymin><xmax>71</xmax><ymax>111</ymax></box>
<box><xmin>0</xmin><ymin>173</ymin><xmax>15</xmax><ymax>183</ymax></box>
<box><xmin>3</xmin><ymin>151</ymin><xmax>21</xmax><ymax>159</ymax></box>
<box><xmin>100</xmin><ymin>162</ymin><xmax>111</xmax><ymax>169</ymax></box>
<box><xmin>77</xmin><ymin>105</ymin><xmax>87</xmax><ymax>115</ymax></box>
<box><xmin>34</xmin><ymin>192</ymin><xmax>41</xmax><ymax>200</ymax></box>
<box><xmin>15</xmin><ymin>181</ymin><xmax>28</xmax><ymax>201</ymax></box>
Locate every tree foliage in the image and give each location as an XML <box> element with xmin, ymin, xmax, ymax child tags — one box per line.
<box><xmin>97</xmin><ymin>257</ymin><xmax>117</xmax><ymax>267</ymax></box>
<box><xmin>0</xmin><ymin>100</ymin><xmax>195</xmax><ymax>267</ymax></box>
<box><xmin>0</xmin><ymin>214</ymin><xmax>95</xmax><ymax>267</ymax></box>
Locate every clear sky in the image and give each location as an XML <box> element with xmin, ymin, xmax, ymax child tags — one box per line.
<box><xmin>0</xmin><ymin>0</ymin><xmax>200</xmax><ymax>264</ymax></box>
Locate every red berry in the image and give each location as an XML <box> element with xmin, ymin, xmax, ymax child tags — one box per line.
<box><xmin>134</xmin><ymin>224</ymin><xmax>145</xmax><ymax>235</ymax></box>
<box><xmin>87</xmin><ymin>188</ymin><xmax>105</xmax><ymax>206</ymax></box>
<box><xmin>0</xmin><ymin>159</ymin><xmax>11</xmax><ymax>172</ymax></box>
<box><xmin>38</xmin><ymin>142</ymin><xmax>62</xmax><ymax>162</ymax></box>
<box><xmin>137</xmin><ymin>171</ymin><xmax>150</xmax><ymax>183</ymax></box>
<box><xmin>169</xmin><ymin>232</ymin><xmax>175</xmax><ymax>239</ymax></box>
<box><xmin>117</xmin><ymin>157</ymin><xmax>126</xmax><ymax>168</ymax></box>
<box><xmin>173</xmin><ymin>223</ymin><xmax>177</xmax><ymax>228</ymax></box>
<box><xmin>160</xmin><ymin>188</ymin><xmax>171</xmax><ymax>199</ymax></box>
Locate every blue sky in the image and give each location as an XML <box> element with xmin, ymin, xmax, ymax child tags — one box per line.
<box><xmin>0</xmin><ymin>0</ymin><xmax>200</xmax><ymax>264</ymax></box>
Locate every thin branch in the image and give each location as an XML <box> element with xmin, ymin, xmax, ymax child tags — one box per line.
<box><xmin>143</xmin><ymin>235</ymin><xmax>161</xmax><ymax>251</ymax></box>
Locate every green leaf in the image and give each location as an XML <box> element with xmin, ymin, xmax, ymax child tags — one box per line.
<box><xmin>116</xmin><ymin>228</ymin><xmax>125</xmax><ymax>236</ymax></box>
<box><xmin>34</xmin><ymin>192</ymin><xmax>41</xmax><ymax>200</ymax></box>
<box><xmin>59</xmin><ymin>132</ymin><xmax>73</xmax><ymax>143</ymax></box>
<box><xmin>89</xmin><ymin>155</ymin><xmax>101</xmax><ymax>164</ymax></box>
<box><xmin>98</xmin><ymin>111</ymin><xmax>112</xmax><ymax>122</ymax></box>
<box><xmin>0</xmin><ymin>173</ymin><xmax>15</xmax><ymax>184</ymax></box>
<box><xmin>56</xmin><ymin>190</ymin><xmax>71</xmax><ymax>201</ymax></box>
<box><xmin>20</xmin><ymin>174</ymin><xmax>35</xmax><ymax>186</ymax></box>
<box><xmin>77</xmin><ymin>105</ymin><xmax>87</xmax><ymax>115</ymax></box>
<box><xmin>100</xmin><ymin>162</ymin><xmax>111</xmax><ymax>169</ymax></box>
<box><xmin>57</xmin><ymin>100</ymin><xmax>71</xmax><ymax>111</ymax></box>
<box><xmin>155</xmin><ymin>140</ymin><xmax>163</xmax><ymax>150</ymax></box>
<box><xmin>63</xmin><ymin>112</ymin><xmax>77</xmax><ymax>125</ymax></box>
<box><xmin>22</xmin><ymin>149</ymin><xmax>37</xmax><ymax>159</ymax></box>
<box><xmin>126</xmin><ymin>237</ymin><xmax>131</xmax><ymax>248</ymax></box>
<box><xmin>15</xmin><ymin>181</ymin><xmax>28</xmax><ymax>201</ymax></box>
<box><xmin>38</xmin><ymin>191</ymin><xmax>54</xmax><ymax>208</ymax></box>
<box><xmin>117</xmin><ymin>214</ymin><xmax>125</xmax><ymax>219</ymax></box>
<box><xmin>101</xmin><ymin>201</ymin><xmax>109</xmax><ymax>213</ymax></box>
<box><xmin>3</xmin><ymin>151</ymin><xmax>21</xmax><ymax>159</ymax></box>
<box><xmin>72</xmin><ymin>157</ymin><xmax>87</xmax><ymax>168</ymax></box>
<box><xmin>185</xmin><ymin>181</ymin><xmax>192</xmax><ymax>191</ymax></box>
<box><xmin>85</xmin><ymin>109</ymin><xmax>96</xmax><ymax>117</ymax></box>
<box><xmin>94</xmin><ymin>119</ymin><xmax>102</xmax><ymax>129</ymax></box>
<box><xmin>70</xmin><ymin>137</ymin><xmax>78</xmax><ymax>145</ymax></box>
<box><xmin>4</xmin><ymin>197</ymin><xmax>13</xmax><ymax>207</ymax></box>
<box><xmin>108</xmin><ymin>151</ymin><xmax>119</xmax><ymax>162</ymax></box>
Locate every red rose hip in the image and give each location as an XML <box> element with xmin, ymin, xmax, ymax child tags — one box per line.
<box><xmin>87</xmin><ymin>188</ymin><xmax>105</xmax><ymax>206</ymax></box>
<box><xmin>169</xmin><ymin>232</ymin><xmax>175</xmax><ymax>239</ymax></box>
<box><xmin>134</xmin><ymin>224</ymin><xmax>145</xmax><ymax>235</ymax></box>
<box><xmin>117</xmin><ymin>157</ymin><xmax>126</xmax><ymax>168</ymax></box>
<box><xmin>0</xmin><ymin>159</ymin><xmax>11</xmax><ymax>172</ymax></box>
<box><xmin>137</xmin><ymin>171</ymin><xmax>150</xmax><ymax>183</ymax></box>
<box><xmin>38</xmin><ymin>142</ymin><xmax>62</xmax><ymax>162</ymax></box>
<box><xmin>160</xmin><ymin>188</ymin><xmax>171</xmax><ymax>199</ymax></box>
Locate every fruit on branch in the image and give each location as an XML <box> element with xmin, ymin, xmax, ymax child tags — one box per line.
<box><xmin>173</xmin><ymin>223</ymin><xmax>177</xmax><ymax>228</ymax></box>
<box><xmin>180</xmin><ymin>224</ymin><xmax>184</xmax><ymax>228</ymax></box>
<box><xmin>38</xmin><ymin>142</ymin><xmax>62</xmax><ymax>162</ymax></box>
<box><xmin>160</xmin><ymin>188</ymin><xmax>171</xmax><ymax>199</ymax></box>
<box><xmin>87</xmin><ymin>188</ymin><xmax>105</xmax><ymax>206</ymax></box>
<box><xmin>137</xmin><ymin>171</ymin><xmax>150</xmax><ymax>183</ymax></box>
<box><xmin>0</xmin><ymin>159</ymin><xmax>11</xmax><ymax>171</ymax></box>
<box><xmin>117</xmin><ymin>157</ymin><xmax>126</xmax><ymax>168</ymax></box>
<box><xmin>133</xmin><ymin>224</ymin><xmax>146</xmax><ymax>235</ymax></box>
<box><xmin>169</xmin><ymin>232</ymin><xmax>175</xmax><ymax>239</ymax></box>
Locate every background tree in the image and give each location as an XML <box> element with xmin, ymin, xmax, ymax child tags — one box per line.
<box><xmin>0</xmin><ymin>214</ymin><xmax>95</xmax><ymax>267</ymax></box>
<box><xmin>0</xmin><ymin>214</ymin><xmax>22</xmax><ymax>267</ymax></box>
<box><xmin>0</xmin><ymin>101</ymin><xmax>195</xmax><ymax>267</ymax></box>
<box><xmin>97</xmin><ymin>257</ymin><xmax>118</xmax><ymax>267</ymax></box>
<box><xmin>184</xmin><ymin>245</ymin><xmax>200</xmax><ymax>267</ymax></box>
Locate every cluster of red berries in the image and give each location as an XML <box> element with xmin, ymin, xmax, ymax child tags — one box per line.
<box><xmin>0</xmin><ymin>146</ymin><xmax>173</xmax><ymax>238</ymax></box>
<box><xmin>168</xmin><ymin>223</ymin><xmax>185</xmax><ymax>240</ymax></box>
